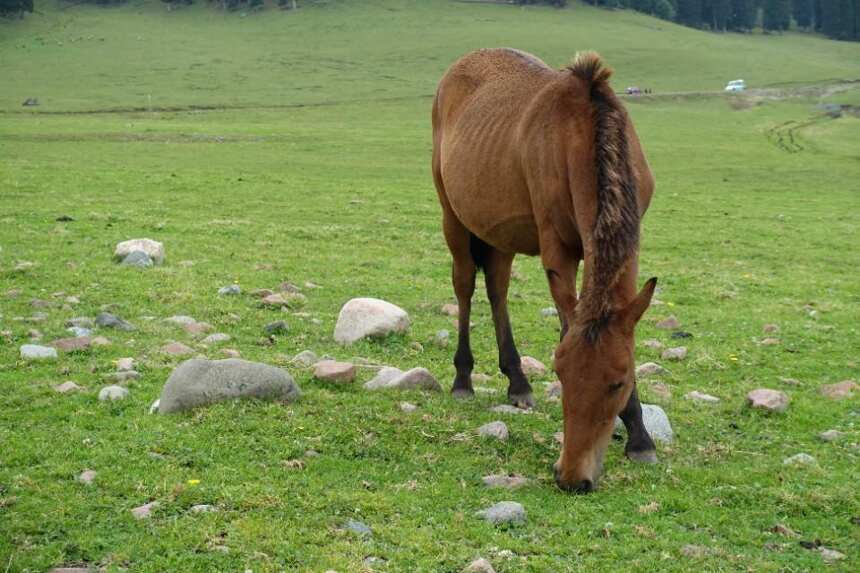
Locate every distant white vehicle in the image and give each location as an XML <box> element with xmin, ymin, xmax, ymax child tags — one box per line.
<box><xmin>725</xmin><ymin>79</ymin><xmax>746</xmax><ymax>92</ymax></box>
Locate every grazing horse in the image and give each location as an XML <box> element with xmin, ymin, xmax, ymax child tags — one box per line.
<box><xmin>432</xmin><ymin>48</ymin><xmax>658</xmax><ymax>492</ymax></box>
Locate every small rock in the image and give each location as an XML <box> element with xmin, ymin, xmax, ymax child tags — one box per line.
<box><xmin>291</xmin><ymin>350</ymin><xmax>318</xmax><ymax>366</ymax></box>
<box><xmin>99</xmin><ymin>385</ymin><xmax>129</xmax><ymax>401</ymax></box>
<box><xmin>478</xmin><ymin>421</ymin><xmax>509</xmax><ymax>441</ymax></box>
<box><xmin>250</xmin><ymin>288</ymin><xmax>274</xmax><ymax>298</ymax></box>
<box><xmin>471</xmin><ymin>373</ymin><xmax>492</xmax><ymax>384</ymax></box>
<box><xmin>818</xmin><ymin>547</ymin><xmax>846</xmax><ymax>562</ymax></box>
<box><xmin>434</xmin><ymin>329</ymin><xmax>450</xmax><ymax>347</ymax></box>
<box><xmin>111</xmin><ymin>370</ymin><xmax>141</xmax><ymax>383</ymax></box>
<box><xmin>264</xmin><ymin>320</ymin><xmax>289</xmax><ymax>335</ymax></box>
<box><xmin>278</xmin><ymin>281</ymin><xmax>302</xmax><ymax>293</ymax></box>
<box><xmin>545</xmin><ymin>380</ymin><xmax>562</xmax><ymax>399</ymax></box>
<box><xmin>475</xmin><ymin>501</ymin><xmax>526</xmax><ymax>525</ymax></box>
<box><xmin>218</xmin><ymin>284</ymin><xmax>241</xmax><ymax>296</ymax></box>
<box><xmin>399</xmin><ymin>401</ymin><xmax>417</xmax><ymax>413</ymax></box>
<box><xmin>685</xmin><ymin>391</ymin><xmax>719</xmax><ymax>403</ymax></box>
<box><xmin>818</xmin><ymin>429</ymin><xmax>846</xmax><ymax>442</ymax></box>
<box><xmin>54</xmin><ymin>381</ymin><xmax>82</xmax><ymax>393</ymax></box>
<box><xmin>771</xmin><ymin>523</ymin><xmax>798</xmax><ymax>537</ymax></box>
<box><xmin>819</xmin><ymin>380</ymin><xmax>858</xmax><ymax>400</ymax></box>
<box><xmin>261</xmin><ymin>293</ymin><xmax>290</xmax><ymax>307</ymax></box>
<box><xmin>20</xmin><ymin>344</ymin><xmax>58</xmax><ymax>360</ymax></box>
<box><xmin>655</xmin><ymin>316</ymin><xmax>680</xmax><ymax>330</ymax></box>
<box><xmin>464</xmin><ymin>558</ymin><xmax>496</xmax><ymax>573</ymax></box>
<box><xmin>121</xmin><ymin>251</ymin><xmax>154</xmax><ymax>268</ymax></box>
<box><xmin>164</xmin><ymin>315</ymin><xmax>196</xmax><ymax>326</ymax></box>
<box><xmin>77</xmin><ymin>470</ymin><xmax>97</xmax><ymax>485</ymax></box>
<box><xmin>91</xmin><ymin>336</ymin><xmax>111</xmax><ymax>347</ymax></box>
<box><xmin>114</xmin><ymin>239</ymin><xmax>164</xmax><ymax>265</ymax></box>
<box><xmin>160</xmin><ymin>342</ymin><xmax>194</xmax><ymax>356</ymax></box>
<box><xmin>66</xmin><ymin>317</ymin><xmax>95</xmax><ymax>329</ymax></box>
<box><xmin>779</xmin><ymin>377</ymin><xmax>801</xmax><ymax>386</ymax></box>
<box><xmin>95</xmin><ymin>312</ymin><xmax>135</xmax><ymax>331</ymax></box>
<box><xmin>661</xmin><ymin>346</ymin><xmax>687</xmax><ymax>361</ymax></box>
<box><xmin>190</xmin><ymin>504</ymin><xmax>217</xmax><ymax>513</ymax></box>
<box><xmin>520</xmin><ymin>356</ymin><xmax>547</xmax><ymax>377</ymax></box>
<box><xmin>761</xmin><ymin>337</ymin><xmax>780</xmax><ymax>346</ymax></box>
<box><xmin>183</xmin><ymin>321</ymin><xmax>214</xmax><ymax>336</ymax></box>
<box><xmin>642</xmin><ymin>339</ymin><xmax>664</xmax><ymax>350</ymax></box>
<box><xmin>387</xmin><ymin>367</ymin><xmax>441</xmax><ymax>391</ymax></box>
<box><xmin>343</xmin><ymin>519</ymin><xmax>372</xmax><ymax>538</ymax></box>
<box><xmin>333</xmin><ymin>297</ymin><xmax>410</xmax><ymax>344</ymax></box>
<box><xmin>221</xmin><ymin>348</ymin><xmax>241</xmax><ymax>358</ymax></box>
<box><xmin>202</xmin><ymin>333</ymin><xmax>231</xmax><ymax>345</ymax></box>
<box><xmin>116</xmin><ymin>357</ymin><xmax>135</xmax><ymax>371</ymax></box>
<box><xmin>440</xmin><ymin>303</ymin><xmax>459</xmax><ymax>316</ymax></box>
<box><xmin>364</xmin><ymin>366</ymin><xmax>404</xmax><ymax>390</ymax></box>
<box><xmin>762</xmin><ymin>323</ymin><xmax>780</xmax><ymax>333</ymax></box>
<box><xmin>746</xmin><ymin>389</ymin><xmax>789</xmax><ymax>412</ymax></box>
<box><xmin>783</xmin><ymin>453</ymin><xmax>816</xmax><ymax>466</ymax></box>
<box><xmin>614</xmin><ymin>404</ymin><xmax>673</xmax><ymax>443</ymax></box>
<box><xmin>66</xmin><ymin>326</ymin><xmax>92</xmax><ymax>337</ymax></box>
<box><xmin>482</xmin><ymin>474</ymin><xmax>529</xmax><ymax>489</ymax></box>
<box><xmin>540</xmin><ymin>307</ymin><xmax>558</xmax><ymax>318</ymax></box>
<box><xmin>158</xmin><ymin>358</ymin><xmax>300</xmax><ymax>413</ymax></box>
<box><xmin>131</xmin><ymin>501</ymin><xmax>159</xmax><ymax>519</ymax></box>
<box><xmin>648</xmin><ymin>382</ymin><xmax>672</xmax><ymax>401</ymax></box>
<box><xmin>149</xmin><ymin>399</ymin><xmax>160</xmax><ymax>414</ymax></box>
<box><xmin>636</xmin><ymin>362</ymin><xmax>667</xmax><ymax>377</ymax></box>
<box><xmin>51</xmin><ymin>336</ymin><xmax>92</xmax><ymax>352</ymax></box>
<box><xmin>313</xmin><ymin>360</ymin><xmax>356</xmax><ymax>383</ymax></box>
<box><xmin>490</xmin><ymin>404</ymin><xmax>530</xmax><ymax>414</ymax></box>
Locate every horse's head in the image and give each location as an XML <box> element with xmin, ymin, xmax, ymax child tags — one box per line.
<box><xmin>552</xmin><ymin>277</ymin><xmax>657</xmax><ymax>493</ymax></box>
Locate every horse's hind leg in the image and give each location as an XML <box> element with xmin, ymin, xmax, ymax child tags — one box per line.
<box><xmin>441</xmin><ymin>209</ymin><xmax>477</xmax><ymax>398</ymax></box>
<box><xmin>482</xmin><ymin>248</ymin><xmax>533</xmax><ymax>408</ymax></box>
<box><xmin>619</xmin><ymin>387</ymin><xmax>658</xmax><ymax>463</ymax></box>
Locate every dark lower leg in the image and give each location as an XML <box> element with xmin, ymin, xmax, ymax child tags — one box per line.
<box><xmin>619</xmin><ymin>387</ymin><xmax>657</xmax><ymax>463</ymax></box>
<box><xmin>451</xmin><ymin>261</ymin><xmax>476</xmax><ymax>397</ymax></box>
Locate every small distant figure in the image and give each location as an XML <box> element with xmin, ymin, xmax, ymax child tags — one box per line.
<box><xmin>22</xmin><ymin>97</ymin><xmax>39</xmax><ymax>107</ymax></box>
<box><xmin>626</xmin><ymin>86</ymin><xmax>642</xmax><ymax>95</ymax></box>
<box><xmin>725</xmin><ymin>79</ymin><xmax>746</xmax><ymax>92</ymax></box>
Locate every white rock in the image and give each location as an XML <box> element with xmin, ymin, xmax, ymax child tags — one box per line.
<box><xmin>333</xmin><ymin>297</ymin><xmax>410</xmax><ymax>344</ymax></box>
<box><xmin>190</xmin><ymin>504</ymin><xmax>217</xmax><ymax>513</ymax></box>
<box><xmin>478</xmin><ymin>421</ymin><xmax>509</xmax><ymax>441</ymax></box>
<box><xmin>164</xmin><ymin>315</ymin><xmax>196</xmax><ymax>326</ymax></box>
<box><xmin>98</xmin><ymin>385</ymin><xmax>129</xmax><ymax>401</ymax></box>
<box><xmin>131</xmin><ymin>501</ymin><xmax>159</xmax><ymax>519</ymax></box>
<box><xmin>313</xmin><ymin>360</ymin><xmax>356</xmax><ymax>383</ymax></box>
<box><xmin>489</xmin><ymin>404</ymin><xmax>530</xmax><ymax>414</ymax></box>
<box><xmin>399</xmin><ymin>401</ymin><xmax>417</xmax><ymax>413</ymax></box>
<box><xmin>291</xmin><ymin>350</ymin><xmax>318</xmax><ymax>367</ymax></box>
<box><xmin>636</xmin><ymin>362</ymin><xmax>667</xmax><ymax>377</ymax></box>
<box><xmin>20</xmin><ymin>344</ymin><xmax>58</xmax><ymax>360</ymax></box>
<box><xmin>614</xmin><ymin>404</ymin><xmax>673</xmax><ymax>443</ymax></box>
<box><xmin>642</xmin><ymin>339</ymin><xmax>664</xmax><ymax>350</ymax></box>
<box><xmin>114</xmin><ymin>238</ymin><xmax>164</xmax><ymax>265</ymax></box>
<box><xmin>818</xmin><ymin>429</ymin><xmax>846</xmax><ymax>442</ymax></box>
<box><xmin>685</xmin><ymin>391</ymin><xmax>719</xmax><ymax>403</ymax></box>
<box><xmin>77</xmin><ymin>469</ymin><xmax>97</xmax><ymax>485</ymax></box>
<box><xmin>149</xmin><ymin>399</ymin><xmax>160</xmax><ymax>414</ymax></box>
<box><xmin>520</xmin><ymin>356</ymin><xmax>547</xmax><ymax>377</ymax></box>
<box><xmin>661</xmin><ymin>346</ymin><xmax>688</xmax><ymax>361</ymax></box>
<box><xmin>364</xmin><ymin>366</ymin><xmax>404</xmax><ymax>390</ymax></box>
<box><xmin>464</xmin><ymin>557</ymin><xmax>496</xmax><ymax>573</ymax></box>
<box><xmin>54</xmin><ymin>381</ymin><xmax>82</xmax><ymax>393</ymax></box>
<box><xmin>475</xmin><ymin>501</ymin><xmax>526</xmax><ymax>525</ymax></box>
<box><xmin>202</xmin><ymin>333</ymin><xmax>231</xmax><ymax>345</ymax></box>
<box><xmin>482</xmin><ymin>474</ymin><xmax>529</xmax><ymax>489</ymax></box>
<box><xmin>783</xmin><ymin>453</ymin><xmax>816</xmax><ymax>466</ymax></box>
<box><xmin>388</xmin><ymin>367</ymin><xmax>442</xmax><ymax>391</ymax></box>
<box><xmin>116</xmin><ymin>357</ymin><xmax>135</xmax><ymax>371</ymax></box>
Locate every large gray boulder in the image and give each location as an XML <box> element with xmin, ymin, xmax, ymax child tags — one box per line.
<box><xmin>614</xmin><ymin>403</ymin><xmax>673</xmax><ymax>443</ymax></box>
<box><xmin>158</xmin><ymin>358</ymin><xmax>300</xmax><ymax>414</ymax></box>
<box><xmin>333</xmin><ymin>297</ymin><xmax>409</xmax><ymax>344</ymax></box>
<box><xmin>114</xmin><ymin>238</ymin><xmax>164</xmax><ymax>265</ymax></box>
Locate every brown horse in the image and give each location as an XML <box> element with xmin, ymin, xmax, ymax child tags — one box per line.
<box><xmin>432</xmin><ymin>48</ymin><xmax>658</xmax><ymax>492</ymax></box>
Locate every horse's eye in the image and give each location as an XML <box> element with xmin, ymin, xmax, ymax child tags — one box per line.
<box><xmin>608</xmin><ymin>381</ymin><xmax>624</xmax><ymax>393</ymax></box>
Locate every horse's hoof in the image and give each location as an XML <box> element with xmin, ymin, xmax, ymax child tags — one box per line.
<box><xmin>508</xmin><ymin>392</ymin><xmax>535</xmax><ymax>409</ymax></box>
<box><xmin>626</xmin><ymin>449</ymin><xmax>658</xmax><ymax>464</ymax></box>
<box><xmin>451</xmin><ymin>387</ymin><xmax>475</xmax><ymax>400</ymax></box>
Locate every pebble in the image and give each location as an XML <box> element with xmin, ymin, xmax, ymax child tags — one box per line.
<box><xmin>661</xmin><ymin>346</ymin><xmax>687</xmax><ymax>361</ymax></box>
<box><xmin>114</xmin><ymin>238</ymin><xmax>164</xmax><ymax>265</ymax></box>
<box><xmin>434</xmin><ymin>329</ymin><xmax>450</xmax><ymax>347</ymax></box>
<box><xmin>160</xmin><ymin>341</ymin><xmax>194</xmax><ymax>356</ymax></box>
<box><xmin>95</xmin><ymin>312</ymin><xmax>135</xmax><ymax>331</ymax></box>
<box><xmin>364</xmin><ymin>366</ymin><xmax>403</xmax><ymax>389</ymax></box>
<box><xmin>250</xmin><ymin>288</ymin><xmax>274</xmax><ymax>298</ymax></box>
<box><xmin>818</xmin><ymin>547</ymin><xmax>846</xmax><ymax>562</ymax></box>
<box><xmin>183</xmin><ymin>321</ymin><xmax>214</xmax><ymax>336</ymax></box>
<box><xmin>655</xmin><ymin>315</ymin><xmax>680</xmax><ymax>330</ymax></box>
<box><xmin>648</xmin><ymin>382</ymin><xmax>672</xmax><ymax>401</ymax></box>
<box><xmin>685</xmin><ymin>391</ymin><xmax>719</xmax><ymax>403</ymax></box>
<box><xmin>131</xmin><ymin>501</ymin><xmax>159</xmax><ymax>519</ymax></box>
<box><xmin>343</xmin><ymin>519</ymin><xmax>372</xmax><ymax>538</ymax></box>
<box><xmin>333</xmin><ymin>297</ymin><xmax>410</xmax><ymax>344</ymax></box>
<box><xmin>99</xmin><ymin>385</ymin><xmax>129</xmax><ymax>401</ymax></box>
<box><xmin>66</xmin><ymin>326</ymin><xmax>92</xmax><ymax>337</ymax></box>
<box><xmin>291</xmin><ymin>350</ymin><xmax>318</xmax><ymax>367</ymax></box>
<box><xmin>746</xmin><ymin>389</ymin><xmax>789</xmax><ymax>412</ymax></box>
<box><xmin>783</xmin><ymin>453</ymin><xmax>816</xmax><ymax>467</ymax></box>
<box><xmin>261</xmin><ymin>293</ymin><xmax>290</xmax><ymax>307</ymax></box>
<box><xmin>221</xmin><ymin>348</ymin><xmax>241</xmax><ymax>358</ymax></box>
<box><xmin>111</xmin><ymin>371</ymin><xmax>141</xmax><ymax>383</ymax></box>
<box><xmin>202</xmin><ymin>333</ymin><xmax>231</xmax><ymax>345</ymax></box>
<box><xmin>642</xmin><ymin>338</ymin><xmax>664</xmax><ymax>350</ymax></box>
<box><xmin>545</xmin><ymin>380</ymin><xmax>562</xmax><ymax>399</ymax></box>
<box><xmin>121</xmin><ymin>251</ymin><xmax>154</xmax><ymax>268</ymax></box>
<box><xmin>540</xmin><ymin>307</ymin><xmax>558</xmax><ymax>318</ymax></box>
<box><xmin>489</xmin><ymin>404</ymin><xmax>530</xmax><ymax>414</ymax></box>
<box><xmin>762</xmin><ymin>323</ymin><xmax>780</xmax><ymax>333</ymax></box>
<box><xmin>399</xmin><ymin>401</ymin><xmax>417</xmax><ymax>413</ymax></box>
<box><xmin>478</xmin><ymin>421</ymin><xmax>509</xmax><ymax>441</ymax></box>
<box><xmin>218</xmin><ymin>284</ymin><xmax>241</xmax><ymax>296</ymax></box>
<box><xmin>389</xmin><ymin>367</ymin><xmax>441</xmax><ymax>391</ymax></box>
<box><xmin>613</xmin><ymin>404</ymin><xmax>673</xmax><ymax>443</ymax></box>
<box><xmin>464</xmin><ymin>558</ymin><xmax>496</xmax><ymax>573</ymax></box>
<box><xmin>475</xmin><ymin>501</ymin><xmax>526</xmax><ymax>525</ymax></box>
<box><xmin>636</xmin><ymin>362</ymin><xmax>667</xmax><ymax>377</ymax></box>
<box><xmin>77</xmin><ymin>470</ymin><xmax>97</xmax><ymax>485</ymax></box>
<box><xmin>819</xmin><ymin>380</ymin><xmax>858</xmax><ymax>400</ymax></box>
<box><xmin>818</xmin><ymin>430</ymin><xmax>846</xmax><ymax>442</ymax></box>
<box><xmin>482</xmin><ymin>474</ymin><xmax>529</xmax><ymax>489</ymax></box>
<box><xmin>20</xmin><ymin>344</ymin><xmax>58</xmax><ymax>360</ymax></box>
<box><xmin>313</xmin><ymin>360</ymin><xmax>356</xmax><ymax>383</ymax></box>
<box><xmin>520</xmin><ymin>356</ymin><xmax>547</xmax><ymax>377</ymax></box>
<box><xmin>760</xmin><ymin>337</ymin><xmax>780</xmax><ymax>346</ymax></box>
<box><xmin>51</xmin><ymin>336</ymin><xmax>92</xmax><ymax>352</ymax></box>
<box><xmin>91</xmin><ymin>336</ymin><xmax>111</xmax><ymax>347</ymax></box>
<box><xmin>54</xmin><ymin>381</ymin><xmax>82</xmax><ymax>393</ymax></box>
<box><xmin>66</xmin><ymin>317</ymin><xmax>95</xmax><ymax>328</ymax></box>
<box><xmin>440</xmin><ymin>303</ymin><xmax>459</xmax><ymax>316</ymax></box>
<box><xmin>779</xmin><ymin>377</ymin><xmax>801</xmax><ymax>386</ymax></box>
<box><xmin>264</xmin><ymin>320</ymin><xmax>289</xmax><ymax>335</ymax></box>
<box><xmin>164</xmin><ymin>315</ymin><xmax>196</xmax><ymax>326</ymax></box>
<box><xmin>116</xmin><ymin>357</ymin><xmax>135</xmax><ymax>371</ymax></box>
<box><xmin>190</xmin><ymin>504</ymin><xmax>217</xmax><ymax>513</ymax></box>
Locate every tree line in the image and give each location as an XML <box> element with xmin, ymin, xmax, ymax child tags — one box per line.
<box><xmin>2</xmin><ymin>1</ymin><xmax>858</xmax><ymax>42</ymax></box>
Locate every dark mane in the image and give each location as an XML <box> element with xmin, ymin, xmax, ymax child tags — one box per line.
<box><xmin>569</xmin><ymin>52</ymin><xmax>641</xmax><ymax>341</ymax></box>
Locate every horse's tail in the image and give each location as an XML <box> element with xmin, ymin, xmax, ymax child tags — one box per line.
<box><xmin>568</xmin><ymin>52</ymin><xmax>640</xmax><ymax>318</ymax></box>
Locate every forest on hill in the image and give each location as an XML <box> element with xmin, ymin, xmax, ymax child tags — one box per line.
<box><xmin>1</xmin><ymin>0</ymin><xmax>858</xmax><ymax>41</ymax></box>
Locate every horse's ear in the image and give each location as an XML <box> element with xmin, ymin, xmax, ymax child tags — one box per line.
<box><xmin>620</xmin><ymin>277</ymin><xmax>657</xmax><ymax>329</ymax></box>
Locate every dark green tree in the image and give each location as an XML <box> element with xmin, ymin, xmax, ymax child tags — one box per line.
<box><xmin>728</xmin><ymin>0</ymin><xmax>757</xmax><ymax>29</ymax></box>
<box><xmin>763</xmin><ymin>0</ymin><xmax>791</xmax><ymax>31</ymax></box>
<box><xmin>677</xmin><ymin>0</ymin><xmax>704</xmax><ymax>26</ymax></box>
<box><xmin>793</xmin><ymin>0</ymin><xmax>815</xmax><ymax>27</ymax></box>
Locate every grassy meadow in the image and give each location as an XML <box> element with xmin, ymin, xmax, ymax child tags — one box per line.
<box><xmin>1</xmin><ymin>1</ymin><xmax>859</xmax><ymax>572</ymax></box>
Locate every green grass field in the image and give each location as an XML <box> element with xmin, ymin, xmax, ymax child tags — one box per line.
<box><xmin>1</xmin><ymin>1</ymin><xmax>859</xmax><ymax>572</ymax></box>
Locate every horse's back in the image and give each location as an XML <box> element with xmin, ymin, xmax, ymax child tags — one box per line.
<box><xmin>433</xmin><ymin>49</ymin><xmax>557</xmax><ymax>255</ymax></box>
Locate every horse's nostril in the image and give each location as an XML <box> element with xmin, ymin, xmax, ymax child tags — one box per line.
<box><xmin>575</xmin><ymin>479</ymin><xmax>594</xmax><ymax>493</ymax></box>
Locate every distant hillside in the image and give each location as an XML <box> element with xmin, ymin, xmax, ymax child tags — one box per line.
<box><xmin>2</xmin><ymin>0</ymin><xmax>859</xmax><ymax>112</ymax></box>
